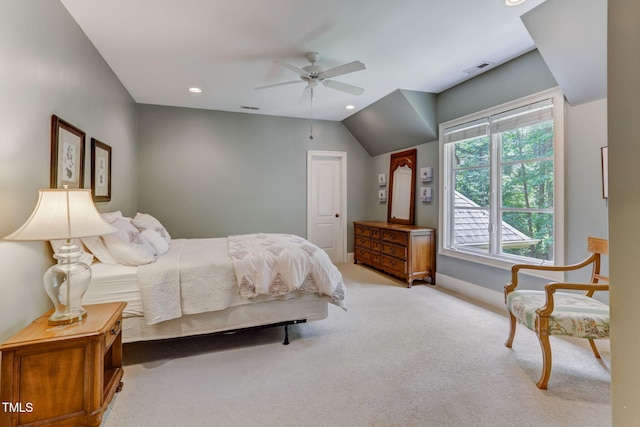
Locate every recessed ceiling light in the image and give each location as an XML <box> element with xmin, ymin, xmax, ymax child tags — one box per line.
<box><xmin>505</xmin><ymin>0</ymin><xmax>527</xmax><ymax>5</ymax></box>
<box><xmin>344</xmin><ymin>105</ymin><xmax>356</xmax><ymax>110</ymax></box>
<box><xmin>188</xmin><ymin>87</ymin><xmax>202</xmax><ymax>93</ymax></box>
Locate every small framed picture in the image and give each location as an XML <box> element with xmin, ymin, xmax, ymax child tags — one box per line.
<box><xmin>378</xmin><ymin>189</ymin><xmax>387</xmax><ymax>202</ymax></box>
<box><xmin>420</xmin><ymin>187</ymin><xmax>432</xmax><ymax>202</ymax></box>
<box><xmin>50</xmin><ymin>115</ymin><xmax>85</xmax><ymax>189</ymax></box>
<box><xmin>420</xmin><ymin>167</ymin><xmax>433</xmax><ymax>183</ymax></box>
<box><xmin>91</xmin><ymin>138</ymin><xmax>112</xmax><ymax>202</ymax></box>
<box><xmin>378</xmin><ymin>173</ymin><xmax>387</xmax><ymax>186</ymax></box>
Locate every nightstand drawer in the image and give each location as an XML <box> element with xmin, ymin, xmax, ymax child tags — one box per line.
<box><xmin>105</xmin><ymin>316</ymin><xmax>122</xmax><ymax>350</ymax></box>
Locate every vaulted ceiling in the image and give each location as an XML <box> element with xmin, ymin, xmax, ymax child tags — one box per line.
<box><xmin>60</xmin><ymin>0</ymin><xmax>549</xmax><ymax>122</ymax></box>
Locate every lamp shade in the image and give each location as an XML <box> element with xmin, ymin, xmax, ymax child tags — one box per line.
<box><xmin>3</xmin><ymin>188</ymin><xmax>116</xmax><ymax>241</ymax></box>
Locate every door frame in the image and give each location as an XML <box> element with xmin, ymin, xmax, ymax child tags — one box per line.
<box><xmin>307</xmin><ymin>150</ymin><xmax>348</xmax><ymax>263</ymax></box>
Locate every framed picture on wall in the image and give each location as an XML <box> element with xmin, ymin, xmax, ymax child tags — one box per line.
<box><xmin>50</xmin><ymin>115</ymin><xmax>85</xmax><ymax>189</ymax></box>
<box><xmin>91</xmin><ymin>138</ymin><xmax>112</xmax><ymax>202</ymax></box>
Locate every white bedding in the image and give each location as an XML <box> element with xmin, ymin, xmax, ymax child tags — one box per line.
<box><xmin>85</xmin><ymin>235</ymin><xmax>346</xmax><ymax>327</ymax></box>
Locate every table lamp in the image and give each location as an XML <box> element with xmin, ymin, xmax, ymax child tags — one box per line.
<box><xmin>3</xmin><ymin>187</ymin><xmax>116</xmax><ymax>325</ymax></box>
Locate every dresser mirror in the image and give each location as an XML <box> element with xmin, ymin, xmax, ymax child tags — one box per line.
<box><xmin>387</xmin><ymin>148</ymin><xmax>417</xmax><ymax>225</ymax></box>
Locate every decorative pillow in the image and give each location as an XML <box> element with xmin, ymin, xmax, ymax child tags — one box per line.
<box><xmin>50</xmin><ymin>239</ymin><xmax>94</xmax><ymax>265</ymax></box>
<box><xmin>101</xmin><ymin>218</ymin><xmax>157</xmax><ymax>266</ymax></box>
<box><xmin>101</xmin><ymin>211</ymin><xmax>124</xmax><ymax>224</ymax></box>
<box><xmin>81</xmin><ymin>236</ymin><xmax>119</xmax><ymax>264</ymax></box>
<box><xmin>132</xmin><ymin>213</ymin><xmax>171</xmax><ymax>244</ymax></box>
<box><xmin>141</xmin><ymin>229</ymin><xmax>170</xmax><ymax>256</ymax></box>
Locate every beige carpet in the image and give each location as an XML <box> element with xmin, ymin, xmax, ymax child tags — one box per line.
<box><xmin>101</xmin><ymin>263</ymin><xmax>611</xmax><ymax>427</ymax></box>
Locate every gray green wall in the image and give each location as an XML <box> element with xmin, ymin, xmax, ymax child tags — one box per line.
<box><xmin>0</xmin><ymin>0</ymin><xmax>138</xmax><ymax>342</ymax></box>
<box><xmin>366</xmin><ymin>51</ymin><xmax>608</xmax><ymax>295</ymax></box>
<box><xmin>136</xmin><ymin>104</ymin><xmax>371</xmax><ymax>250</ymax></box>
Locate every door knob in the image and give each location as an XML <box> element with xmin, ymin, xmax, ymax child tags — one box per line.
<box><xmin>335</xmin><ymin>213</ymin><xmax>340</xmax><ymax>218</ymax></box>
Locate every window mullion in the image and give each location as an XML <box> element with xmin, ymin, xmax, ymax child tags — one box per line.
<box><xmin>490</xmin><ymin>133</ymin><xmax>500</xmax><ymax>256</ymax></box>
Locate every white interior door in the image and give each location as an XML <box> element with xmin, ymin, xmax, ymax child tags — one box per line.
<box><xmin>307</xmin><ymin>151</ymin><xmax>347</xmax><ymax>263</ymax></box>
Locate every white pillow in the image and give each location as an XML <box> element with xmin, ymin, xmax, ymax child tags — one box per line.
<box><xmin>101</xmin><ymin>211</ymin><xmax>124</xmax><ymax>224</ymax></box>
<box><xmin>141</xmin><ymin>229</ymin><xmax>170</xmax><ymax>256</ymax></box>
<box><xmin>101</xmin><ymin>218</ymin><xmax>157</xmax><ymax>266</ymax></box>
<box><xmin>50</xmin><ymin>239</ymin><xmax>94</xmax><ymax>265</ymax></box>
<box><xmin>81</xmin><ymin>236</ymin><xmax>119</xmax><ymax>264</ymax></box>
<box><xmin>132</xmin><ymin>213</ymin><xmax>171</xmax><ymax>244</ymax></box>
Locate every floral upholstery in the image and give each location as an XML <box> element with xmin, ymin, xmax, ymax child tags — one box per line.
<box><xmin>507</xmin><ymin>290</ymin><xmax>609</xmax><ymax>339</ymax></box>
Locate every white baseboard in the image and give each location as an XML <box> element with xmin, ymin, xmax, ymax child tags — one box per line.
<box><xmin>435</xmin><ymin>272</ymin><xmax>505</xmax><ymax>313</ymax></box>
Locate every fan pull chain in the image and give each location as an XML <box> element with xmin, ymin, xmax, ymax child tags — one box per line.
<box><xmin>309</xmin><ymin>86</ymin><xmax>314</xmax><ymax>140</ymax></box>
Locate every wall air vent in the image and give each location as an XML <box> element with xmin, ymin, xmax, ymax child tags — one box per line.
<box><xmin>463</xmin><ymin>61</ymin><xmax>494</xmax><ymax>75</ymax></box>
<box><xmin>240</xmin><ymin>105</ymin><xmax>260</xmax><ymax>111</ymax></box>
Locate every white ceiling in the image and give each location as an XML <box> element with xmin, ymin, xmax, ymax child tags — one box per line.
<box><xmin>60</xmin><ymin>0</ymin><xmax>548</xmax><ymax>121</ymax></box>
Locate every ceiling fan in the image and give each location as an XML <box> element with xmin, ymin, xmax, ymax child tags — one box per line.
<box><xmin>255</xmin><ymin>52</ymin><xmax>366</xmax><ymax>101</ymax></box>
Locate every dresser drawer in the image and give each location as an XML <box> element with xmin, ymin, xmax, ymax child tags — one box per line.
<box><xmin>382</xmin><ymin>229</ymin><xmax>408</xmax><ymax>246</ymax></box>
<box><xmin>355</xmin><ymin>225</ymin><xmax>371</xmax><ymax>237</ymax></box>
<box><xmin>372</xmin><ymin>240</ymin><xmax>381</xmax><ymax>252</ymax></box>
<box><xmin>355</xmin><ymin>236</ymin><xmax>371</xmax><ymax>249</ymax></box>
<box><xmin>382</xmin><ymin>242</ymin><xmax>407</xmax><ymax>260</ymax></box>
<box><xmin>354</xmin><ymin>247</ymin><xmax>371</xmax><ymax>262</ymax></box>
<box><xmin>371</xmin><ymin>228</ymin><xmax>381</xmax><ymax>239</ymax></box>
<box><xmin>382</xmin><ymin>255</ymin><xmax>407</xmax><ymax>275</ymax></box>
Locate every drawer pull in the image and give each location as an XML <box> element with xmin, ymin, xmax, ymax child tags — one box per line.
<box><xmin>110</xmin><ymin>320</ymin><xmax>121</xmax><ymax>335</ymax></box>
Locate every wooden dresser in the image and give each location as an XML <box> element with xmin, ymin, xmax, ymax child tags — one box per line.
<box><xmin>353</xmin><ymin>221</ymin><xmax>436</xmax><ymax>287</ymax></box>
<box><xmin>0</xmin><ymin>302</ymin><xmax>126</xmax><ymax>427</ymax></box>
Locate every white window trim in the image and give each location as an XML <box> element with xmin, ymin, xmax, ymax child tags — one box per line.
<box><xmin>438</xmin><ymin>87</ymin><xmax>565</xmax><ymax>281</ymax></box>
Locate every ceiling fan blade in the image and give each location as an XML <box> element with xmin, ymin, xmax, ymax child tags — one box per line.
<box><xmin>322</xmin><ymin>79</ymin><xmax>365</xmax><ymax>96</ymax></box>
<box><xmin>255</xmin><ymin>80</ymin><xmax>304</xmax><ymax>90</ymax></box>
<box><xmin>274</xmin><ymin>60</ymin><xmax>308</xmax><ymax>76</ymax></box>
<box><xmin>321</xmin><ymin>60</ymin><xmax>366</xmax><ymax>79</ymax></box>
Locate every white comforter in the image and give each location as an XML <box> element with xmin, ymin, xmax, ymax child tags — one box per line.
<box><xmin>137</xmin><ymin>235</ymin><xmax>345</xmax><ymax>325</ymax></box>
<box><xmin>228</xmin><ymin>233</ymin><xmax>346</xmax><ymax>301</ymax></box>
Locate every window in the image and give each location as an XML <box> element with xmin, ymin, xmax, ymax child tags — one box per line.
<box><xmin>439</xmin><ymin>89</ymin><xmax>564</xmax><ymax>272</ymax></box>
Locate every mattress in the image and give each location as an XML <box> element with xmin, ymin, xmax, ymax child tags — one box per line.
<box><xmin>84</xmin><ymin>263</ymin><xmax>144</xmax><ymax>317</ymax></box>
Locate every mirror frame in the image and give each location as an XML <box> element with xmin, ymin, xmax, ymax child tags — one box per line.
<box><xmin>387</xmin><ymin>148</ymin><xmax>417</xmax><ymax>225</ymax></box>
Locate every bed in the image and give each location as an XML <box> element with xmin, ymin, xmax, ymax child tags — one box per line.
<box><xmin>78</xmin><ymin>212</ymin><xmax>346</xmax><ymax>344</ymax></box>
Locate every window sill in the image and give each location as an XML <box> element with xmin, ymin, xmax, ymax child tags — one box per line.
<box><xmin>439</xmin><ymin>247</ymin><xmax>564</xmax><ymax>282</ymax></box>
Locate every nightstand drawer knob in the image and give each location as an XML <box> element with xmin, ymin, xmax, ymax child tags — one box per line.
<box><xmin>110</xmin><ymin>320</ymin><xmax>121</xmax><ymax>335</ymax></box>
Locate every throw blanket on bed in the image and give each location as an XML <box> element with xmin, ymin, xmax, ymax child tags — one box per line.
<box><xmin>228</xmin><ymin>233</ymin><xmax>346</xmax><ymax>305</ymax></box>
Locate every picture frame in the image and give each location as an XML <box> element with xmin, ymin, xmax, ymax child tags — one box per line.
<box><xmin>91</xmin><ymin>138</ymin><xmax>112</xmax><ymax>202</ymax></box>
<box><xmin>420</xmin><ymin>186</ymin><xmax>432</xmax><ymax>202</ymax></box>
<box><xmin>601</xmin><ymin>146</ymin><xmax>608</xmax><ymax>199</ymax></box>
<box><xmin>420</xmin><ymin>166</ymin><xmax>433</xmax><ymax>183</ymax></box>
<box><xmin>378</xmin><ymin>189</ymin><xmax>387</xmax><ymax>202</ymax></box>
<box><xmin>378</xmin><ymin>173</ymin><xmax>387</xmax><ymax>186</ymax></box>
<box><xmin>50</xmin><ymin>115</ymin><xmax>85</xmax><ymax>189</ymax></box>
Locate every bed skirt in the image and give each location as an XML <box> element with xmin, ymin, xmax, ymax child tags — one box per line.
<box><xmin>120</xmin><ymin>296</ymin><xmax>329</xmax><ymax>343</ymax></box>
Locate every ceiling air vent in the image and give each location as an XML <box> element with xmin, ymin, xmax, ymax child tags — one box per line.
<box><xmin>241</xmin><ymin>105</ymin><xmax>260</xmax><ymax>111</ymax></box>
<box><xmin>464</xmin><ymin>61</ymin><xmax>494</xmax><ymax>75</ymax></box>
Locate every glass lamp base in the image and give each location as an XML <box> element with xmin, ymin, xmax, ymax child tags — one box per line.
<box><xmin>44</xmin><ymin>242</ymin><xmax>92</xmax><ymax>326</ymax></box>
<box><xmin>48</xmin><ymin>307</ymin><xmax>87</xmax><ymax>326</ymax></box>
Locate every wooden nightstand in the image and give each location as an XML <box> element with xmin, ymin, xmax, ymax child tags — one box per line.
<box><xmin>0</xmin><ymin>302</ymin><xmax>126</xmax><ymax>427</ymax></box>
